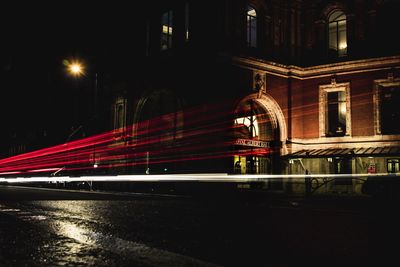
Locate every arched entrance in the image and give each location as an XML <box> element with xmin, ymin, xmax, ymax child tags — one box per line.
<box><xmin>233</xmin><ymin>93</ymin><xmax>287</xmax><ymax>174</ymax></box>
<box><xmin>132</xmin><ymin>89</ymin><xmax>184</xmax><ymax>174</ymax></box>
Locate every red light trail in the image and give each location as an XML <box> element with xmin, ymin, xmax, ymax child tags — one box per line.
<box><xmin>0</xmin><ymin>99</ymin><xmax>273</xmax><ymax>176</ymax></box>
<box><xmin>0</xmin><ymin>90</ymin><xmax>376</xmax><ymax>177</ymax></box>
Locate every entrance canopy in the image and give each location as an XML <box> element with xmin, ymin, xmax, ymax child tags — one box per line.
<box><xmin>286</xmin><ymin>146</ymin><xmax>400</xmax><ymax>158</ymax></box>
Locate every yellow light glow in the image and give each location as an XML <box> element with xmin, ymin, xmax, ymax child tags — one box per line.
<box><xmin>162</xmin><ymin>25</ymin><xmax>172</xmax><ymax>34</ymax></box>
<box><xmin>340</xmin><ymin>102</ymin><xmax>346</xmax><ymax>115</ymax></box>
<box><xmin>247</xmin><ymin>9</ymin><xmax>256</xmax><ymax>17</ymax></box>
<box><xmin>68</xmin><ymin>62</ymin><xmax>84</xmax><ymax>76</ymax></box>
<box><xmin>234</xmin><ymin>116</ymin><xmax>259</xmax><ymax>138</ymax></box>
<box><xmin>339</xmin><ymin>42</ymin><xmax>347</xmax><ymax>50</ymax></box>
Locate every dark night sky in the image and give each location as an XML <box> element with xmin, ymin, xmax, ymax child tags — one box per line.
<box><xmin>0</xmin><ymin>2</ymin><xmax>143</xmax><ymax>145</ymax></box>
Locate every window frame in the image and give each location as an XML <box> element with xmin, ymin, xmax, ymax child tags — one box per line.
<box><xmin>114</xmin><ymin>98</ymin><xmax>127</xmax><ymax>132</ymax></box>
<box><xmin>161</xmin><ymin>10</ymin><xmax>173</xmax><ymax>51</ymax></box>
<box><xmin>246</xmin><ymin>5</ymin><xmax>257</xmax><ymax>48</ymax></box>
<box><xmin>319</xmin><ymin>81</ymin><xmax>352</xmax><ymax>137</ymax></box>
<box><xmin>387</xmin><ymin>158</ymin><xmax>400</xmax><ymax>173</ymax></box>
<box><xmin>373</xmin><ymin>78</ymin><xmax>400</xmax><ymax>135</ymax></box>
<box><xmin>327</xmin><ymin>9</ymin><xmax>347</xmax><ymax>57</ymax></box>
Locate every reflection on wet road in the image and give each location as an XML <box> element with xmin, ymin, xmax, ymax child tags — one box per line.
<box><xmin>0</xmin><ymin>201</ymin><xmax>220</xmax><ymax>267</ymax></box>
<box><xmin>1</xmin><ymin>185</ymin><xmax>398</xmax><ymax>267</ymax></box>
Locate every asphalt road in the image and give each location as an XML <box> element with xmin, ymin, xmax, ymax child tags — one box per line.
<box><xmin>0</xmin><ymin>185</ymin><xmax>399</xmax><ymax>267</ymax></box>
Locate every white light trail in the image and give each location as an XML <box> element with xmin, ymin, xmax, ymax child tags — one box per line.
<box><xmin>0</xmin><ymin>173</ymin><xmax>398</xmax><ymax>184</ymax></box>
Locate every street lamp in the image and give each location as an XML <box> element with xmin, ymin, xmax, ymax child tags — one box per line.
<box><xmin>65</xmin><ymin>60</ymin><xmax>98</xmax><ymax>120</ymax></box>
<box><xmin>67</xmin><ymin>61</ymin><xmax>85</xmax><ymax>77</ymax></box>
<box><xmin>65</xmin><ymin>59</ymin><xmax>99</xmax><ymax>170</ymax></box>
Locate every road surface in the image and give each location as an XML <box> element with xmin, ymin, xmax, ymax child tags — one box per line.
<box><xmin>0</xmin><ymin>185</ymin><xmax>398</xmax><ymax>266</ymax></box>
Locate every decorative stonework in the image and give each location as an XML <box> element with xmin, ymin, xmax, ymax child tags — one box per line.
<box><xmin>373</xmin><ymin>77</ymin><xmax>400</xmax><ymax>135</ymax></box>
<box><xmin>232</xmin><ymin>55</ymin><xmax>400</xmax><ymax>80</ymax></box>
<box><xmin>319</xmin><ymin>81</ymin><xmax>351</xmax><ymax>137</ymax></box>
<box><xmin>253</xmin><ymin>71</ymin><xmax>266</xmax><ymax>98</ymax></box>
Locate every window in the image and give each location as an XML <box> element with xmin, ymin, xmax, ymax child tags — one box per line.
<box><xmin>333</xmin><ymin>157</ymin><xmax>352</xmax><ymax>185</ymax></box>
<box><xmin>234</xmin><ymin>115</ymin><xmax>259</xmax><ymax>138</ymax></box>
<box><xmin>116</xmin><ymin>105</ymin><xmax>125</xmax><ymax>129</ymax></box>
<box><xmin>246</xmin><ymin>5</ymin><xmax>257</xmax><ymax>48</ymax></box>
<box><xmin>327</xmin><ymin>91</ymin><xmax>346</xmax><ymax>136</ymax></box>
<box><xmin>374</xmin><ymin>78</ymin><xmax>400</xmax><ymax>135</ymax></box>
<box><xmin>387</xmin><ymin>159</ymin><xmax>400</xmax><ymax>173</ymax></box>
<box><xmin>380</xmin><ymin>86</ymin><xmax>400</xmax><ymax>134</ymax></box>
<box><xmin>185</xmin><ymin>2</ymin><xmax>189</xmax><ymax>42</ymax></box>
<box><xmin>114</xmin><ymin>99</ymin><xmax>126</xmax><ymax>132</ymax></box>
<box><xmin>319</xmin><ymin>81</ymin><xmax>351</xmax><ymax>137</ymax></box>
<box><xmin>328</xmin><ymin>10</ymin><xmax>347</xmax><ymax>57</ymax></box>
<box><xmin>161</xmin><ymin>10</ymin><xmax>173</xmax><ymax>50</ymax></box>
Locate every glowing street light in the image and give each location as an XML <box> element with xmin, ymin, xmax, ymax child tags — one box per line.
<box><xmin>67</xmin><ymin>61</ymin><xmax>85</xmax><ymax>77</ymax></box>
<box><xmin>64</xmin><ymin>58</ymin><xmax>99</xmax><ymax>170</ymax></box>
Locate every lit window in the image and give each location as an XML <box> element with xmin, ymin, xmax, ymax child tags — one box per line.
<box><xmin>161</xmin><ymin>10</ymin><xmax>173</xmax><ymax>50</ymax></box>
<box><xmin>246</xmin><ymin>5</ymin><xmax>257</xmax><ymax>48</ymax></box>
<box><xmin>327</xmin><ymin>91</ymin><xmax>346</xmax><ymax>136</ymax></box>
<box><xmin>234</xmin><ymin>116</ymin><xmax>259</xmax><ymax>138</ymax></box>
<box><xmin>387</xmin><ymin>159</ymin><xmax>400</xmax><ymax>173</ymax></box>
<box><xmin>319</xmin><ymin>82</ymin><xmax>351</xmax><ymax>137</ymax></box>
<box><xmin>328</xmin><ymin>10</ymin><xmax>347</xmax><ymax>57</ymax></box>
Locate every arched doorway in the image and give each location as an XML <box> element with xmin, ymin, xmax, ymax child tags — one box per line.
<box><xmin>233</xmin><ymin>93</ymin><xmax>287</xmax><ymax>174</ymax></box>
<box><xmin>132</xmin><ymin>89</ymin><xmax>184</xmax><ymax>174</ymax></box>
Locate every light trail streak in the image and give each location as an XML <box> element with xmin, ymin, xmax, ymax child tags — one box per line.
<box><xmin>0</xmin><ymin>93</ymin><xmax>378</xmax><ymax>177</ymax></box>
<box><xmin>0</xmin><ymin>103</ymin><xmax>261</xmax><ymax>174</ymax></box>
<box><xmin>0</xmin><ymin>173</ymin><xmax>398</xmax><ymax>184</ymax></box>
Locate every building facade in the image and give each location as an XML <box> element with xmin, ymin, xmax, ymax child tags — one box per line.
<box><xmin>3</xmin><ymin>1</ymin><xmax>398</xmax><ymax>195</ymax></box>
<box><xmin>105</xmin><ymin>0</ymin><xmax>400</xmax><ymax>194</ymax></box>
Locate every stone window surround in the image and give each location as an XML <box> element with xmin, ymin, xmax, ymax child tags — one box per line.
<box><xmin>319</xmin><ymin>81</ymin><xmax>351</xmax><ymax>137</ymax></box>
<box><xmin>114</xmin><ymin>98</ymin><xmax>127</xmax><ymax>131</ymax></box>
<box><xmin>373</xmin><ymin>77</ymin><xmax>400</xmax><ymax>135</ymax></box>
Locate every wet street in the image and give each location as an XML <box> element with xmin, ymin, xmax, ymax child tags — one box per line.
<box><xmin>0</xmin><ymin>185</ymin><xmax>399</xmax><ymax>267</ymax></box>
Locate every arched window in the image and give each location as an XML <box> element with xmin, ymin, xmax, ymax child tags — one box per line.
<box><xmin>114</xmin><ymin>99</ymin><xmax>126</xmax><ymax>132</ymax></box>
<box><xmin>117</xmin><ymin>105</ymin><xmax>125</xmax><ymax>129</ymax></box>
<box><xmin>246</xmin><ymin>5</ymin><xmax>257</xmax><ymax>48</ymax></box>
<box><xmin>328</xmin><ymin>10</ymin><xmax>347</xmax><ymax>57</ymax></box>
<box><xmin>161</xmin><ymin>10</ymin><xmax>173</xmax><ymax>50</ymax></box>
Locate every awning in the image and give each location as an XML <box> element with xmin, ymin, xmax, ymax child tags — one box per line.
<box><xmin>285</xmin><ymin>146</ymin><xmax>400</xmax><ymax>158</ymax></box>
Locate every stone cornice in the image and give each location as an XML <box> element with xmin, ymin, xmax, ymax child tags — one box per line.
<box><xmin>231</xmin><ymin>55</ymin><xmax>400</xmax><ymax>80</ymax></box>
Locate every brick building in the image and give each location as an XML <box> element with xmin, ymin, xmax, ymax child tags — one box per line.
<box><xmin>2</xmin><ymin>1</ymin><xmax>399</xmax><ymax>195</ymax></box>
<box><xmin>105</xmin><ymin>0</ymin><xmax>400</xmax><ymax>194</ymax></box>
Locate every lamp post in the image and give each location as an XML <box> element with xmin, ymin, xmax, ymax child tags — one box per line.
<box><xmin>66</xmin><ymin>60</ymin><xmax>99</xmax><ymax>171</ymax></box>
<box><xmin>67</xmin><ymin>61</ymin><xmax>84</xmax><ymax>130</ymax></box>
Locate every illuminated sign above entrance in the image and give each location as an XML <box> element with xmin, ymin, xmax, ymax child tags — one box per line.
<box><xmin>234</xmin><ymin>138</ymin><xmax>270</xmax><ymax>148</ymax></box>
